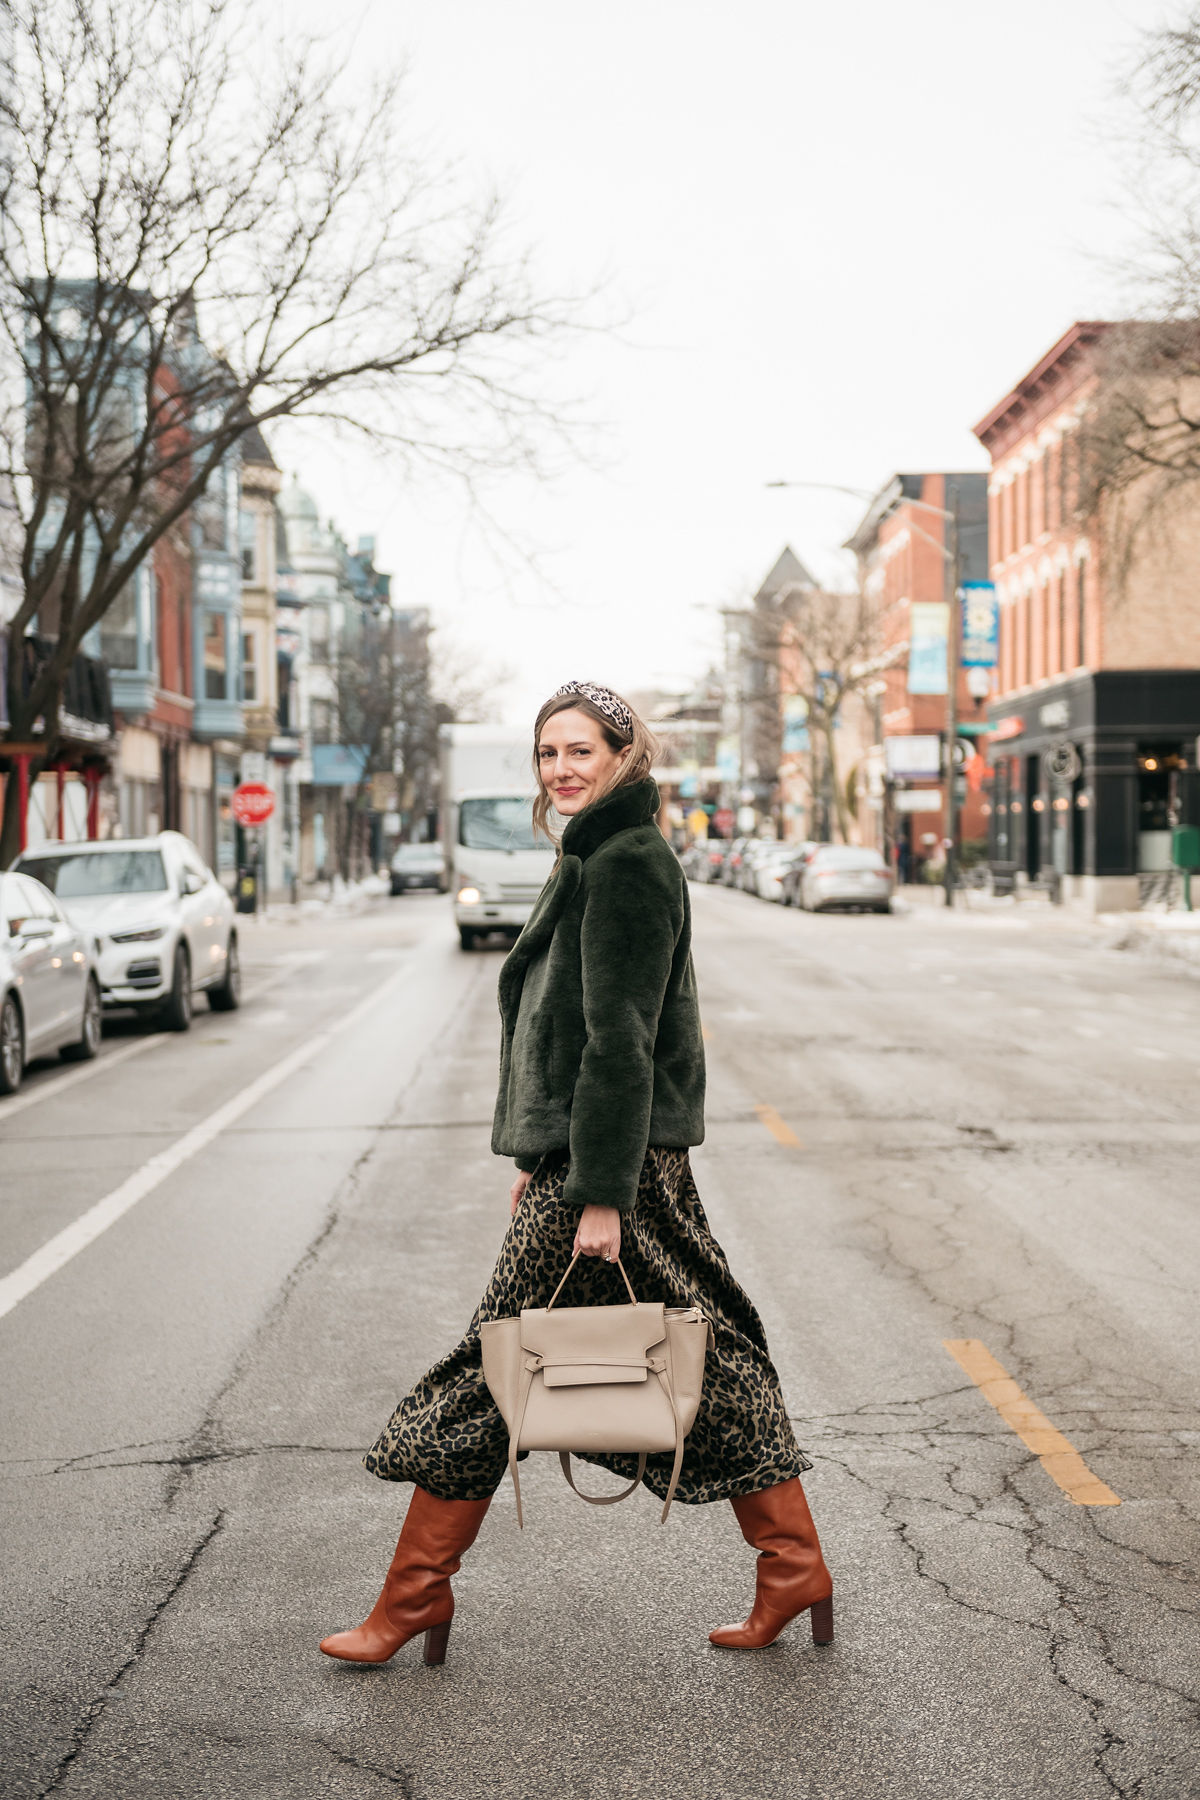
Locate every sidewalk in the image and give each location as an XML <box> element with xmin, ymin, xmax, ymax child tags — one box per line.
<box><xmin>894</xmin><ymin>880</ymin><xmax>1200</xmax><ymax>968</ymax></box>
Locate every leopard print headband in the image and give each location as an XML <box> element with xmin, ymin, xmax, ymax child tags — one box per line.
<box><xmin>550</xmin><ymin>680</ymin><xmax>634</xmax><ymax>737</ymax></box>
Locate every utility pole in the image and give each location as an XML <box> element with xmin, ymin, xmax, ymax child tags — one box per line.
<box><xmin>943</xmin><ymin>481</ymin><xmax>960</xmax><ymax>908</ymax></box>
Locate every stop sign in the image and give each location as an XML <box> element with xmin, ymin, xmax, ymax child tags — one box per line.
<box><xmin>231</xmin><ymin>781</ymin><xmax>275</xmax><ymax>826</ymax></box>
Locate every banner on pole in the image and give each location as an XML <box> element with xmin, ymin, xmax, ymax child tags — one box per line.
<box><xmin>908</xmin><ymin>602</ymin><xmax>949</xmax><ymax>694</ymax></box>
<box><xmin>960</xmin><ymin>581</ymin><xmax>999</xmax><ymax>667</ymax></box>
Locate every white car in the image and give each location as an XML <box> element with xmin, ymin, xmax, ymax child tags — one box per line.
<box><xmin>16</xmin><ymin>832</ymin><xmax>239</xmax><ymax>1031</ymax></box>
<box><xmin>0</xmin><ymin>870</ymin><xmax>101</xmax><ymax>1095</ymax></box>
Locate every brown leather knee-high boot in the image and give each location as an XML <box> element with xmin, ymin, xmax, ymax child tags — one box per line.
<box><xmin>709</xmin><ymin>1478</ymin><xmax>833</xmax><ymax>1650</ymax></box>
<box><xmin>320</xmin><ymin>1487</ymin><xmax>492</xmax><ymax>1665</ymax></box>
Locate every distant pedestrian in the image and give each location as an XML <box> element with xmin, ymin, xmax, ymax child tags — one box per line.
<box><xmin>319</xmin><ymin>681</ymin><xmax>832</xmax><ymax>1665</ymax></box>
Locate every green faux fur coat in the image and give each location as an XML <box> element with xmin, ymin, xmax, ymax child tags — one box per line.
<box><xmin>491</xmin><ymin>776</ymin><xmax>706</xmax><ymax>1214</ymax></box>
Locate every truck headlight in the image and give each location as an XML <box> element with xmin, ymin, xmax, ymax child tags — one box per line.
<box><xmin>457</xmin><ymin>886</ymin><xmax>481</xmax><ymax>905</ymax></box>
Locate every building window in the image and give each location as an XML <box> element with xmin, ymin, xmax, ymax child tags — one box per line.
<box><xmin>204</xmin><ymin>611</ymin><xmax>228</xmax><ymax>700</ymax></box>
<box><xmin>239</xmin><ymin>509</ymin><xmax>257</xmax><ymax>583</ymax></box>
<box><xmin>310</xmin><ymin>697</ymin><xmax>334</xmax><ymax>744</ymax></box>
<box><xmin>242</xmin><ymin>631</ymin><xmax>257</xmax><ymax>703</ymax></box>
<box><xmin>101</xmin><ymin>579</ymin><xmax>139</xmax><ymax>670</ymax></box>
<box><xmin>309</xmin><ymin>606</ymin><xmax>330</xmax><ymax>661</ymax></box>
<box><xmin>1056</xmin><ymin>570</ymin><xmax>1066</xmax><ymax>675</ymax></box>
<box><xmin>1076</xmin><ymin>560</ymin><xmax>1087</xmax><ymax>667</ymax></box>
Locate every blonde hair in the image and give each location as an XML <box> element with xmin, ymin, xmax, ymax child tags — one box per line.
<box><xmin>531</xmin><ymin>686</ymin><xmax>659</xmax><ymax>846</ymax></box>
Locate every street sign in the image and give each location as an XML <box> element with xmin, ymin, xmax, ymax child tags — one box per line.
<box><xmin>885</xmin><ymin>735</ymin><xmax>941</xmax><ymax>777</ymax></box>
<box><xmin>231</xmin><ymin>781</ymin><xmax>275</xmax><ymax>826</ymax></box>
<box><xmin>240</xmin><ymin>751</ymin><xmax>267</xmax><ymax>784</ymax></box>
<box><xmin>894</xmin><ymin>789</ymin><xmax>943</xmax><ymax>813</ymax></box>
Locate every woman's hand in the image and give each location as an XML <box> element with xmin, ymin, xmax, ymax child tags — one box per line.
<box><xmin>510</xmin><ymin>1170</ymin><xmax>532</xmax><ymax>1217</ymax></box>
<box><xmin>573</xmin><ymin>1203</ymin><xmax>622</xmax><ymax>1262</ymax></box>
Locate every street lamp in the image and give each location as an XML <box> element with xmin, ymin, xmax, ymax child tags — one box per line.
<box><xmin>766</xmin><ymin>477</ymin><xmax>963</xmax><ymax>907</ymax></box>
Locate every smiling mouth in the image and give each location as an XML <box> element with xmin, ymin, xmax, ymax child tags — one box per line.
<box><xmin>556</xmin><ymin>786</ymin><xmax>583</xmax><ymax>796</ymax></box>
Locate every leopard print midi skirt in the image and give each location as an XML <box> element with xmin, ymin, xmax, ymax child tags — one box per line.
<box><xmin>363</xmin><ymin>1147</ymin><xmax>811</xmax><ymax>1505</ymax></box>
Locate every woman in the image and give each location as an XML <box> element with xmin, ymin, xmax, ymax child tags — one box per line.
<box><xmin>320</xmin><ymin>680</ymin><xmax>832</xmax><ymax>1666</ymax></box>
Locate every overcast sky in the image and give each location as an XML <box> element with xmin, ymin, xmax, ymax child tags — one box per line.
<box><xmin>279</xmin><ymin>0</ymin><xmax>1148</xmax><ymax>728</ymax></box>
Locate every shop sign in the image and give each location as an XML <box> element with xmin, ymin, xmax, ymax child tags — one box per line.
<box><xmin>991</xmin><ymin>716</ymin><xmax>1025</xmax><ymax>742</ymax></box>
<box><xmin>908</xmin><ymin>602</ymin><xmax>949</xmax><ymax>695</ymax></box>
<box><xmin>894</xmin><ymin>789</ymin><xmax>943</xmax><ymax>812</ymax></box>
<box><xmin>960</xmin><ymin>582</ymin><xmax>999</xmax><ymax>667</ymax></box>
<box><xmin>886</xmin><ymin>734</ymin><xmax>941</xmax><ymax>777</ymax></box>
<box><xmin>1039</xmin><ymin>699</ymin><xmax>1070</xmax><ymax>728</ymax></box>
<box><xmin>311</xmin><ymin>743</ymin><xmax>367</xmax><ymax>787</ymax></box>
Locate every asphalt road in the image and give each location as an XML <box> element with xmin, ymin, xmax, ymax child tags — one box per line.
<box><xmin>1</xmin><ymin>883</ymin><xmax>1197</xmax><ymax>1800</ymax></box>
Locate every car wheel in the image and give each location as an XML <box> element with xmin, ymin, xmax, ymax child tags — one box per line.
<box><xmin>160</xmin><ymin>943</ymin><xmax>193</xmax><ymax>1031</ymax></box>
<box><xmin>62</xmin><ymin>976</ymin><xmax>102</xmax><ymax>1062</ymax></box>
<box><xmin>876</xmin><ymin>903</ymin><xmax>892</xmax><ymax>914</ymax></box>
<box><xmin>458</xmin><ymin>927</ymin><xmax>477</xmax><ymax>951</ymax></box>
<box><xmin>208</xmin><ymin>935</ymin><xmax>242</xmax><ymax>1011</ymax></box>
<box><xmin>0</xmin><ymin>992</ymin><xmax>24</xmax><ymax>1096</ymax></box>
<box><xmin>390</xmin><ymin>879</ymin><xmax>402</xmax><ymax>896</ymax></box>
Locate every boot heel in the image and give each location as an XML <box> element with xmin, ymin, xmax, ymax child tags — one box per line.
<box><xmin>423</xmin><ymin>1620</ymin><xmax>451</xmax><ymax>1665</ymax></box>
<box><xmin>810</xmin><ymin>1596</ymin><xmax>833</xmax><ymax>1646</ymax></box>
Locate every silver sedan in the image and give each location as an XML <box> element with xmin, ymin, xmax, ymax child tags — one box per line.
<box><xmin>1</xmin><ymin>870</ymin><xmax>101</xmax><ymax>1096</ymax></box>
<box><xmin>799</xmin><ymin>845</ymin><xmax>894</xmax><ymax>914</ymax></box>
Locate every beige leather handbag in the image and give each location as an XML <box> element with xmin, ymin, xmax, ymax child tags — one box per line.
<box><xmin>480</xmin><ymin>1255</ymin><xmax>713</xmax><ymax>1527</ymax></box>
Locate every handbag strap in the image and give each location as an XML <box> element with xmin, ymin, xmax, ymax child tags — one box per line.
<box><xmin>558</xmin><ymin>1452</ymin><xmax>647</xmax><ymax>1504</ymax></box>
<box><xmin>547</xmin><ymin>1252</ymin><xmax>638</xmax><ymax>1310</ymax></box>
<box><xmin>552</xmin><ymin>1360</ymin><xmax>687</xmax><ymax>1525</ymax></box>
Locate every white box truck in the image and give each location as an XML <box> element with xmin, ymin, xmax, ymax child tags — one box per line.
<box><xmin>439</xmin><ymin>723</ymin><xmax>556</xmax><ymax>949</ymax></box>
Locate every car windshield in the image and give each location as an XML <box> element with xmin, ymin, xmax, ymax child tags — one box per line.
<box><xmin>20</xmin><ymin>849</ymin><xmax>169</xmax><ymax>897</ymax></box>
<box><xmin>394</xmin><ymin>845</ymin><xmax>441</xmax><ymax>865</ymax></box>
<box><xmin>458</xmin><ymin>798</ymin><xmax>540</xmax><ymax>851</ymax></box>
<box><xmin>813</xmin><ymin>847</ymin><xmax>885</xmax><ymax>870</ymax></box>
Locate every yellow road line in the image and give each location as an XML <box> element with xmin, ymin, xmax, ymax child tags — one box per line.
<box><xmin>943</xmin><ymin>1339</ymin><xmax>1120</xmax><ymax>1507</ymax></box>
<box><xmin>754</xmin><ymin>1103</ymin><xmax>802</xmax><ymax>1148</ymax></box>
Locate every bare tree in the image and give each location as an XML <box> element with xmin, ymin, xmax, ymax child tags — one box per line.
<box><xmin>773</xmin><ymin>583</ymin><xmax>888</xmax><ymax>849</ymax></box>
<box><xmin>1073</xmin><ymin>14</ymin><xmax>1200</xmax><ymax>568</ymax></box>
<box><xmin>0</xmin><ymin>0</ymin><xmax>581</xmax><ymax>860</ymax></box>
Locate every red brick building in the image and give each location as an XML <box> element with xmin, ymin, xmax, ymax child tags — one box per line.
<box><xmin>846</xmin><ymin>472</ymin><xmax>991</xmax><ymax>877</ymax></box>
<box><xmin>973</xmin><ymin>322</ymin><xmax>1200</xmax><ymax>911</ymax></box>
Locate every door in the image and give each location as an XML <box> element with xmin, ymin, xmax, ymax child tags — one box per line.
<box><xmin>3</xmin><ymin>875</ymin><xmax>58</xmax><ymax>1055</ymax></box>
<box><xmin>182</xmin><ymin>846</ymin><xmax>225</xmax><ymax>985</ymax></box>
<box><xmin>28</xmin><ymin>879</ymin><xmax>84</xmax><ymax>1040</ymax></box>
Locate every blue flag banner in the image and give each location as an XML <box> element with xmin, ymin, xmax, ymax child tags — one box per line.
<box><xmin>960</xmin><ymin>581</ymin><xmax>999</xmax><ymax>668</ymax></box>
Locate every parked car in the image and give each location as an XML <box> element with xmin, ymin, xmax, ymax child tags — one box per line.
<box><xmin>780</xmin><ymin>842</ymin><xmax>824</xmax><ymax>906</ymax></box>
<box><xmin>0</xmin><ymin>870</ymin><xmax>101</xmax><ymax>1095</ymax></box>
<box><xmin>738</xmin><ymin>839</ymin><xmax>779</xmax><ymax>893</ymax></box>
<box><xmin>389</xmin><ymin>842</ymin><xmax>446</xmax><ymax>896</ymax></box>
<box><xmin>797</xmin><ymin>845</ymin><xmax>894</xmax><ymax>914</ymax></box>
<box><xmin>15</xmin><ymin>832</ymin><xmax>239</xmax><ymax>1031</ymax></box>
<box><xmin>681</xmin><ymin>840</ymin><xmax>728</xmax><ymax>883</ymax></box>
<box><xmin>754</xmin><ymin>844</ymin><xmax>807</xmax><ymax>902</ymax></box>
<box><xmin>720</xmin><ymin>837</ymin><xmax>754</xmax><ymax>887</ymax></box>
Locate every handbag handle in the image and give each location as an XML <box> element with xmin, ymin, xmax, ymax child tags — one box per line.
<box><xmin>547</xmin><ymin>1251</ymin><xmax>638</xmax><ymax>1309</ymax></box>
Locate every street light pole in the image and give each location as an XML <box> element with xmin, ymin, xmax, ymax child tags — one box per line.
<box><xmin>942</xmin><ymin>482</ymin><xmax>960</xmax><ymax>909</ymax></box>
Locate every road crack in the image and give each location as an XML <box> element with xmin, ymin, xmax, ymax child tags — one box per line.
<box><xmin>37</xmin><ymin>1511</ymin><xmax>225</xmax><ymax>1798</ymax></box>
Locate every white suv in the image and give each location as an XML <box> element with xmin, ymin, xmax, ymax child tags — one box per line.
<box><xmin>16</xmin><ymin>832</ymin><xmax>239</xmax><ymax>1031</ymax></box>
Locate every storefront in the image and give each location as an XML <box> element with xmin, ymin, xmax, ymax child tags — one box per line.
<box><xmin>986</xmin><ymin>671</ymin><xmax>1200</xmax><ymax>910</ymax></box>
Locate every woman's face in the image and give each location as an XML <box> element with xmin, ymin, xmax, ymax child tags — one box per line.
<box><xmin>537</xmin><ymin>706</ymin><xmax>630</xmax><ymax>815</ymax></box>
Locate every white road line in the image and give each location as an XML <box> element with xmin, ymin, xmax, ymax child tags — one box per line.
<box><xmin>0</xmin><ymin>961</ymin><xmax>412</xmax><ymax>1324</ymax></box>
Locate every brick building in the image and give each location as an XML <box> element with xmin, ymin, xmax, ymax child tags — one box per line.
<box><xmin>973</xmin><ymin>321</ymin><xmax>1200</xmax><ymax>910</ymax></box>
<box><xmin>846</xmin><ymin>472</ymin><xmax>990</xmax><ymax>876</ymax></box>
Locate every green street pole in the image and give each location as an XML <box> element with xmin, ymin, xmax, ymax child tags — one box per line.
<box><xmin>943</xmin><ymin>481</ymin><xmax>960</xmax><ymax>908</ymax></box>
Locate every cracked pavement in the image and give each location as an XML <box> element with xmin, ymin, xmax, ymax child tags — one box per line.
<box><xmin>1</xmin><ymin>886</ymin><xmax>1197</xmax><ymax>1799</ymax></box>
